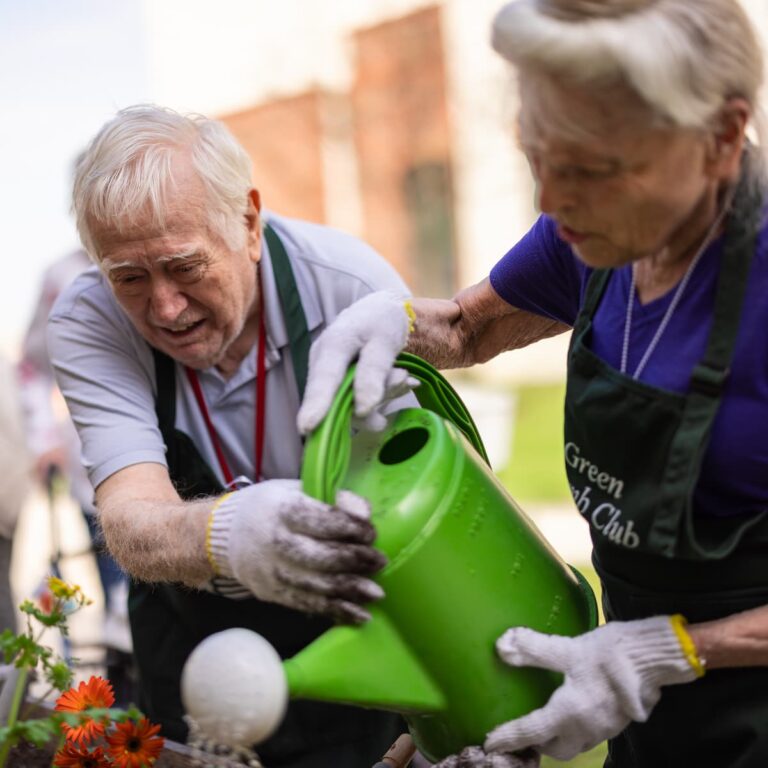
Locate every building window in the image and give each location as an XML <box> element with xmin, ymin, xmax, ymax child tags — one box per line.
<box><xmin>403</xmin><ymin>160</ymin><xmax>457</xmax><ymax>298</ymax></box>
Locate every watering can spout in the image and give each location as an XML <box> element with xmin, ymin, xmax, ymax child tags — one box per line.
<box><xmin>285</xmin><ymin>608</ymin><xmax>446</xmax><ymax>713</ymax></box>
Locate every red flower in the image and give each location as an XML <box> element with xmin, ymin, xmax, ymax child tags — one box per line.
<box><xmin>106</xmin><ymin>718</ymin><xmax>165</xmax><ymax>767</ymax></box>
<box><xmin>55</xmin><ymin>676</ymin><xmax>115</xmax><ymax>746</ymax></box>
<box><xmin>53</xmin><ymin>744</ymin><xmax>110</xmax><ymax>768</ymax></box>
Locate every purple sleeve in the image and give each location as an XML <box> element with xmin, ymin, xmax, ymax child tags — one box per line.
<box><xmin>489</xmin><ymin>215</ymin><xmax>587</xmax><ymax>326</ymax></box>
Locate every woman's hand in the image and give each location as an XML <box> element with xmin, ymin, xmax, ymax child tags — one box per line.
<box><xmin>479</xmin><ymin>618</ymin><xmax>699</xmax><ymax>761</ymax></box>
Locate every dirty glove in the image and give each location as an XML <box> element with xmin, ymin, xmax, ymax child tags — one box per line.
<box><xmin>208</xmin><ymin>479</ymin><xmax>386</xmax><ymax>624</ymax></box>
<box><xmin>482</xmin><ymin>617</ymin><xmax>701</xmax><ymax>761</ymax></box>
<box><xmin>297</xmin><ymin>291</ymin><xmax>414</xmax><ymax>434</ymax></box>
<box><xmin>434</xmin><ymin>746</ymin><xmax>540</xmax><ymax>768</ymax></box>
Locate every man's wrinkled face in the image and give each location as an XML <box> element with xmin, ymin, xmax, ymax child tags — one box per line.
<box><xmin>517</xmin><ymin>70</ymin><xmax>717</xmax><ymax>268</ymax></box>
<box><xmin>92</xmin><ymin>160</ymin><xmax>261</xmax><ymax>370</ymax></box>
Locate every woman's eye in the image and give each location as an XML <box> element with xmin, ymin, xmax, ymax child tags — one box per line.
<box><xmin>576</xmin><ymin>167</ymin><xmax>616</xmax><ymax>179</ymax></box>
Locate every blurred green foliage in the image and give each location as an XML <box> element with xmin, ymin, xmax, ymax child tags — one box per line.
<box><xmin>542</xmin><ymin>743</ymin><xmax>607</xmax><ymax>768</ymax></box>
<box><xmin>496</xmin><ymin>383</ymin><xmax>570</xmax><ymax>503</ymax></box>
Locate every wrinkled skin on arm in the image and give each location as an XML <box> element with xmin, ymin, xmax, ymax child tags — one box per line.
<box><xmin>95</xmin><ymin>462</ymin><xmax>213</xmax><ymax>586</ymax></box>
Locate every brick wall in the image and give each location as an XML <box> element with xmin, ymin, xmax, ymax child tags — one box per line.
<box><xmin>221</xmin><ymin>91</ymin><xmax>327</xmax><ymax>224</ymax></box>
<box><xmin>351</xmin><ymin>5</ymin><xmax>456</xmax><ymax>293</ymax></box>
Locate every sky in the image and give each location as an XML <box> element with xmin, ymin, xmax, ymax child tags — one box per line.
<box><xmin>0</xmin><ymin>0</ymin><xmax>149</xmax><ymax>354</ymax></box>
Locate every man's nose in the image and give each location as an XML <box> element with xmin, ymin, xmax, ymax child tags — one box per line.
<box><xmin>149</xmin><ymin>279</ymin><xmax>188</xmax><ymax>324</ymax></box>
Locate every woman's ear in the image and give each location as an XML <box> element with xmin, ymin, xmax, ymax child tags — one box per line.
<box><xmin>706</xmin><ymin>98</ymin><xmax>751</xmax><ymax>182</ymax></box>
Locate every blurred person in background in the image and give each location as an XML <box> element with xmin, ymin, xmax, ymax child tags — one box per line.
<box><xmin>48</xmin><ymin>104</ymin><xmax>413</xmax><ymax>766</ymax></box>
<box><xmin>298</xmin><ymin>0</ymin><xmax>768</xmax><ymax>766</ymax></box>
<box><xmin>0</xmin><ymin>353</ymin><xmax>30</xmax><ymax>634</ymax></box>
<box><xmin>18</xmin><ymin>248</ymin><xmax>134</xmax><ymax>701</ymax></box>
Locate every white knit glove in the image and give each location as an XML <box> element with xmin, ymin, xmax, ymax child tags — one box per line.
<box><xmin>477</xmin><ymin>617</ymin><xmax>700</xmax><ymax>762</ymax></box>
<box><xmin>208</xmin><ymin>479</ymin><xmax>386</xmax><ymax>624</ymax></box>
<box><xmin>297</xmin><ymin>291</ymin><xmax>415</xmax><ymax>434</ymax></box>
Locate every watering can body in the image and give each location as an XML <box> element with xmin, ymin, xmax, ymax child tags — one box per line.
<box><xmin>288</xmin><ymin>355</ymin><xmax>598</xmax><ymax>762</ymax></box>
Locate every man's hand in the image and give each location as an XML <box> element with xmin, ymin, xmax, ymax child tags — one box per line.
<box><xmin>208</xmin><ymin>479</ymin><xmax>386</xmax><ymax>623</ymax></box>
<box><xmin>478</xmin><ymin>617</ymin><xmax>699</xmax><ymax>761</ymax></box>
<box><xmin>297</xmin><ymin>291</ymin><xmax>412</xmax><ymax>434</ymax></box>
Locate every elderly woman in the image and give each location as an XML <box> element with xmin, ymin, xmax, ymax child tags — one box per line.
<box><xmin>298</xmin><ymin>0</ymin><xmax>768</xmax><ymax>765</ymax></box>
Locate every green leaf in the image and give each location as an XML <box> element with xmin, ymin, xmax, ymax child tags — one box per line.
<box><xmin>0</xmin><ymin>725</ymin><xmax>15</xmax><ymax>748</ymax></box>
<box><xmin>44</xmin><ymin>661</ymin><xmax>73</xmax><ymax>692</ymax></box>
<box><xmin>0</xmin><ymin>718</ymin><xmax>59</xmax><ymax>748</ymax></box>
<box><xmin>14</xmin><ymin>718</ymin><xmax>59</xmax><ymax>747</ymax></box>
<box><xmin>19</xmin><ymin>600</ymin><xmax>66</xmax><ymax>628</ymax></box>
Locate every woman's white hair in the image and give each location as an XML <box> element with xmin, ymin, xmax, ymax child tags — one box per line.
<box><xmin>73</xmin><ymin>105</ymin><xmax>253</xmax><ymax>259</ymax></box>
<box><xmin>492</xmin><ymin>0</ymin><xmax>765</xmax><ymax>134</ymax></box>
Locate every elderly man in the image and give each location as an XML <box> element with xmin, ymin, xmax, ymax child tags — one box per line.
<box><xmin>48</xmin><ymin>104</ymin><xmax>410</xmax><ymax>767</ymax></box>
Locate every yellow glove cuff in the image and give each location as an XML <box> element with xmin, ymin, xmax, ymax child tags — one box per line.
<box><xmin>403</xmin><ymin>300</ymin><xmax>416</xmax><ymax>334</ymax></box>
<box><xmin>670</xmin><ymin>614</ymin><xmax>706</xmax><ymax>677</ymax></box>
<box><xmin>206</xmin><ymin>493</ymin><xmax>234</xmax><ymax>576</ymax></box>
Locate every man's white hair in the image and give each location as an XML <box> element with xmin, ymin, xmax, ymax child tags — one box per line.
<box><xmin>492</xmin><ymin>0</ymin><xmax>765</xmax><ymax>135</ymax></box>
<box><xmin>73</xmin><ymin>105</ymin><xmax>253</xmax><ymax>259</ymax></box>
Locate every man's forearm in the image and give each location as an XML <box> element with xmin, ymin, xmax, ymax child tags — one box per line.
<box><xmin>98</xmin><ymin>495</ymin><xmax>215</xmax><ymax>586</ymax></box>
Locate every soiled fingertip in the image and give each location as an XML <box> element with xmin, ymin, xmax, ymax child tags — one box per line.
<box><xmin>334</xmin><ymin>601</ymin><xmax>372</xmax><ymax>625</ymax></box>
<box><xmin>335</xmin><ymin>490</ymin><xmax>371</xmax><ymax>520</ymax></box>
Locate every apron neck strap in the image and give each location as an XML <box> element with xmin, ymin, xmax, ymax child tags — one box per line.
<box><xmin>264</xmin><ymin>223</ymin><xmax>311</xmax><ymax>401</ymax></box>
<box><xmin>690</xmin><ymin>172</ymin><xmax>764</xmax><ymax>398</ymax></box>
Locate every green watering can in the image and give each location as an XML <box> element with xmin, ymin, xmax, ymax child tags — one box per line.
<box><xmin>182</xmin><ymin>354</ymin><xmax>597</xmax><ymax>762</ymax></box>
<box><xmin>288</xmin><ymin>353</ymin><xmax>597</xmax><ymax>761</ymax></box>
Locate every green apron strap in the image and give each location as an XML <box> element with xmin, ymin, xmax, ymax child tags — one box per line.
<box><xmin>650</xmin><ymin>171</ymin><xmax>765</xmax><ymax>558</ymax></box>
<box><xmin>575</xmin><ymin>268</ymin><xmax>611</xmax><ymax>335</ymax></box>
<box><xmin>152</xmin><ymin>348</ymin><xmax>177</xmax><ymax>437</ymax></box>
<box><xmin>264</xmin><ymin>223</ymin><xmax>311</xmax><ymax>400</ymax></box>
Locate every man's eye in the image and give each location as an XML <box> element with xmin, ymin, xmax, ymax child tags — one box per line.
<box><xmin>114</xmin><ymin>273</ymin><xmax>144</xmax><ymax>285</ymax></box>
<box><xmin>173</xmin><ymin>262</ymin><xmax>205</xmax><ymax>280</ymax></box>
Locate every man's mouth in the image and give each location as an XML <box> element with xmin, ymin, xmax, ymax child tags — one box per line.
<box><xmin>159</xmin><ymin>319</ymin><xmax>205</xmax><ymax>338</ymax></box>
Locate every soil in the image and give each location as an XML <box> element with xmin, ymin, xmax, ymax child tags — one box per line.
<box><xmin>7</xmin><ymin>738</ymin><xmax>204</xmax><ymax>767</ymax></box>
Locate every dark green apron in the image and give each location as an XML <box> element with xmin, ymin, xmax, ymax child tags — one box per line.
<box><xmin>563</xmin><ymin>172</ymin><xmax>768</xmax><ymax>768</ymax></box>
<box><xmin>128</xmin><ymin>225</ymin><xmax>402</xmax><ymax>767</ymax></box>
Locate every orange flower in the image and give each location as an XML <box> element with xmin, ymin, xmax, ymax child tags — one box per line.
<box><xmin>55</xmin><ymin>675</ymin><xmax>115</xmax><ymax>746</ymax></box>
<box><xmin>106</xmin><ymin>717</ymin><xmax>165</xmax><ymax>768</ymax></box>
<box><xmin>53</xmin><ymin>744</ymin><xmax>110</xmax><ymax>768</ymax></box>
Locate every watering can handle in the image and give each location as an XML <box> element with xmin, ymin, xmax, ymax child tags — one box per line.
<box><xmin>301</xmin><ymin>352</ymin><xmax>490</xmax><ymax>504</ymax></box>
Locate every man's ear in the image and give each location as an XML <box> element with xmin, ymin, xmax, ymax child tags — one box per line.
<box><xmin>706</xmin><ymin>98</ymin><xmax>750</xmax><ymax>182</ymax></box>
<box><xmin>245</xmin><ymin>189</ymin><xmax>262</xmax><ymax>263</ymax></box>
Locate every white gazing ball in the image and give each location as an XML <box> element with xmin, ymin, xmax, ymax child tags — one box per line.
<box><xmin>181</xmin><ymin>628</ymin><xmax>288</xmax><ymax>747</ymax></box>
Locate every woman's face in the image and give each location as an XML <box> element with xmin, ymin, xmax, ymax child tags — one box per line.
<box><xmin>517</xmin><ymin>70</ymin><xmax>722</xmax><ymax>268</ymax></box>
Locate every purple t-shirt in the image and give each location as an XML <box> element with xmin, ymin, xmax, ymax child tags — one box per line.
<box><xmin>490</xmin><ymin>214</ymin><xmax>768</xmax><ymax>519</ymax></box>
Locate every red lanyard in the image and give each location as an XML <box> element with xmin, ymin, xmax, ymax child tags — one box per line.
<box><xmin>185</xmin><ymin>271</ymin><xmax>267</xmax><ymax>486</ymax></box>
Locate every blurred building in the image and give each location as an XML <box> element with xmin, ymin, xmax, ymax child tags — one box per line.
<box><xmin>145</xmin><ymin>0</ymin><xmax>567</xmax><ymax>385</ymax></box>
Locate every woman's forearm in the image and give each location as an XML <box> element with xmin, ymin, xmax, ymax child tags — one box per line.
<box><xmin>406</xmin><ymin>279</ymin><xmax>569</xmax><ymax>369</ymax></box>
<box><xmin>689</xmin><ymin>604</ymin><xmax>768</xmax><ymax>668</ymax></box>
